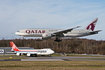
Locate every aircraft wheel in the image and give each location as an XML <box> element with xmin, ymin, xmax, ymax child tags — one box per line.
<box><xmin>30</xmin><ymin>54</ymin><xmax>33</xmax><ymax>57</ymax></box>
<box><xmin>54</xmin><ymin>40</ymin><xmax>62</xmax><ymax>42</ymax></box>
<box><xmin>33</xmin><ymin>54</ymin><xmax>37</xmax><ymax>57</ymax></box>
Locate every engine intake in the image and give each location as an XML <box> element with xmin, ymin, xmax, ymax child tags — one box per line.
<box><xmin>42</xmin><ymin>33</ymin><xmax>53</xmax><ymax>40</ymax></box>
<box><xmin>16</xmin><ymin>53</ymin><xmax>21</xmax><ymax>56</ymax></box>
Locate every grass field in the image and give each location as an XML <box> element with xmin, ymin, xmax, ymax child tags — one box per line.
<box><xmin>0</xmin><ymin>61</ymin><xmax>105</xmax><ymax>70</ymax></box>
<box><xmin>0</xmin><ymin>54</ymin><xmax>105</xmax><ymax>70</ymax></box>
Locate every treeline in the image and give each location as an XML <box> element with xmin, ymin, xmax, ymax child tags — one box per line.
<box><xmin>0</xmin><ymin>38</ymin><xmax>105</xmax><ymax>55</ymax></box>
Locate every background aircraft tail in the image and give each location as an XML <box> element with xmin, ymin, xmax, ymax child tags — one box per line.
<box><xmin>86</xmin><ymin>18</ymin><xmax>98</xmax><ymax>31</ymax></box>
<box><xmin>10</xmin><ymin>42</ymin><xmax>20</xmax><ymax>51</ymax></box>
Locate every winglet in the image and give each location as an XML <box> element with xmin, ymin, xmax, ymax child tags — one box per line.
<box><xmin>86</xmin><ymin>18</ymin><xmax>98</xmax><ymax>31</ymax></box>
<box><xmin>10</xmin><ymin>42</ymin><xmax>20</xmax><ymax>51</ymax></box>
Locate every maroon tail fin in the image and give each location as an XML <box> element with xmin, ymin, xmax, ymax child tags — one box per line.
<box><xmin>86</xmin><ymin>18</ymin><xmax>98</xmax><ymax>31</ymax></box>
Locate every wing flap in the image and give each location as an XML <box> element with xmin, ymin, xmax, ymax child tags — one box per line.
<box><xmin>53</xmin><ymin>26</ymin><xmax>80</xmax><ymax>35</ymax></box>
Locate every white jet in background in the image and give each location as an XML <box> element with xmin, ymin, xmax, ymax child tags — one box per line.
<box><xmin>10</xmin><ymin>42</ymin><xmax>54</xmax><ymax>57</ymax></box>
<box><xmin>15</xmin><ymin>18</ymin><xmax>101</xmax><ymax>42</ymax></box>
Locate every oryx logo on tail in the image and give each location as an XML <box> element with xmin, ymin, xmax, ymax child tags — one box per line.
<box><xmin>86</xmin><ymin>18</ymin><xmax>98</xmax><ymax>31</ymax></box>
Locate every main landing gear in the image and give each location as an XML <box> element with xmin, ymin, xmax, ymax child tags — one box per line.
<box><xmin>30</xmin><ymin>54</ymin><xmax>37</xmax><ymax>57</ymax></box>
<box><xmin>54</xmin><ymin>37</ymin><xmax>62</xmax><ymax>42</ymax></box>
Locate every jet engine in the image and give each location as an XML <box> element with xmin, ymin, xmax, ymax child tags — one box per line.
<box><xmin>27</xmin><ymin>53</ymin><xmax>37</xmax><ymax>57</ymax></box>
<box><xmin>16</xmin><ymin>53</ymin><xmax>21</xmax><ymax>56</ymax></box>
<box><xmin>27</xmin><ymin>53</ymin><xmax>31</xmax><ymax>56</ymax></box>
<box><xmin>42</xmin><ymin>33</ymin><xmax>53</xmax><ymax>40</ymax></box>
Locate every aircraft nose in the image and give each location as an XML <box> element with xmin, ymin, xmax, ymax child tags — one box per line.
<box><xmin>15</xmin><ymin>31</ymin><xmax>21</xmax><ymax>35</ymax></box>
<box><xmin>51</xmin><ymin>50</ymin><xmax>55</xmax><ymax>54</ymax></box>
<box><xmin>15</xmin><ymin>32</ymin><xmax>19</xmax><ymax>35</ymax></box>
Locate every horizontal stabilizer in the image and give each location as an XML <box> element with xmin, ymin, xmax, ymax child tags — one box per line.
<box><xmin>89</xmin><ymin>30</ymin><xmax>102</xmax><ymax>34</ymax></box>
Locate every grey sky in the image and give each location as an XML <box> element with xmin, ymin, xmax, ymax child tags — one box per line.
<box><xmin>0</xmin><ymin>0</ymin><xmax>104</xmax><ymax>40</ymax></box>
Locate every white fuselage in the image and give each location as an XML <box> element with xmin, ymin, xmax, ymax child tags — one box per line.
<box><xmin>15</xmin><ymin>48</ymin><xmax>54</xmax><ymax>56</ymax></box>
<box><xmin>15</xmin><ymin>29</ymin><xmax>92</xmax><ymax>37</ymax></box>
<box><xmin>15</xmin><ymin>18</ymin><xmax>101</xmax><ymax>40</ymax></box>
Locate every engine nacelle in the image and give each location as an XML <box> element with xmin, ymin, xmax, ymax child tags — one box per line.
<box><xmin>27</xmin><ymin>54</ymin><xmax>37</xmax><ymax>57</ymax></box>
<box><xmin>42</xmin><ymin>33</ymin><xmax>53</xmax><ymax>40</ymax></box>
<box><xmin>27</xmin><ymin>53</ymin><xmax>31</xmax><ymax>56</ymax></box>
<box><xmin>16</xmin><ymin>53</ymin><xmax>21</xmax><ymax>56</ymax></box>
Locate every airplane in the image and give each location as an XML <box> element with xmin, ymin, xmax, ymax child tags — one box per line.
<box><xmin>10</xmin><ymin>42</ymin><xmax>54</xmax><ymax>57</ymax></box>
<box><xmin>15</xmin><ymin>18</ymin><xmax>101</xmax><ymax>42</ymax></box>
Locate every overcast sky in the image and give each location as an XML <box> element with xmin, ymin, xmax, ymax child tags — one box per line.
<box><xmin>0</xmin><ymin>0</ymin><xmax>105</xmax><ymax>40</ymax></box>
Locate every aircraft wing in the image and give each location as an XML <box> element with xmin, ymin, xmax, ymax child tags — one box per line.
<box><xmin>89</xmin><ymin>30</ymin><xmax>102</xmax><ymax>34</ymax></box>
<box><xmin>53</xmin><ymin>26</ymin><xmax>80</xmax><ymax>35</ymax></box>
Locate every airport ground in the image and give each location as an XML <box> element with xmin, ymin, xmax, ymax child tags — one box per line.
<box><xmin>0</xmin><ymin>54</ymin><xmax>105</xmax><ymax>70</ymax></box>
<box><xmin>0</xmin><ymin>61</ymin><xmax>105</xmax><ymax>70</ymax></box>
